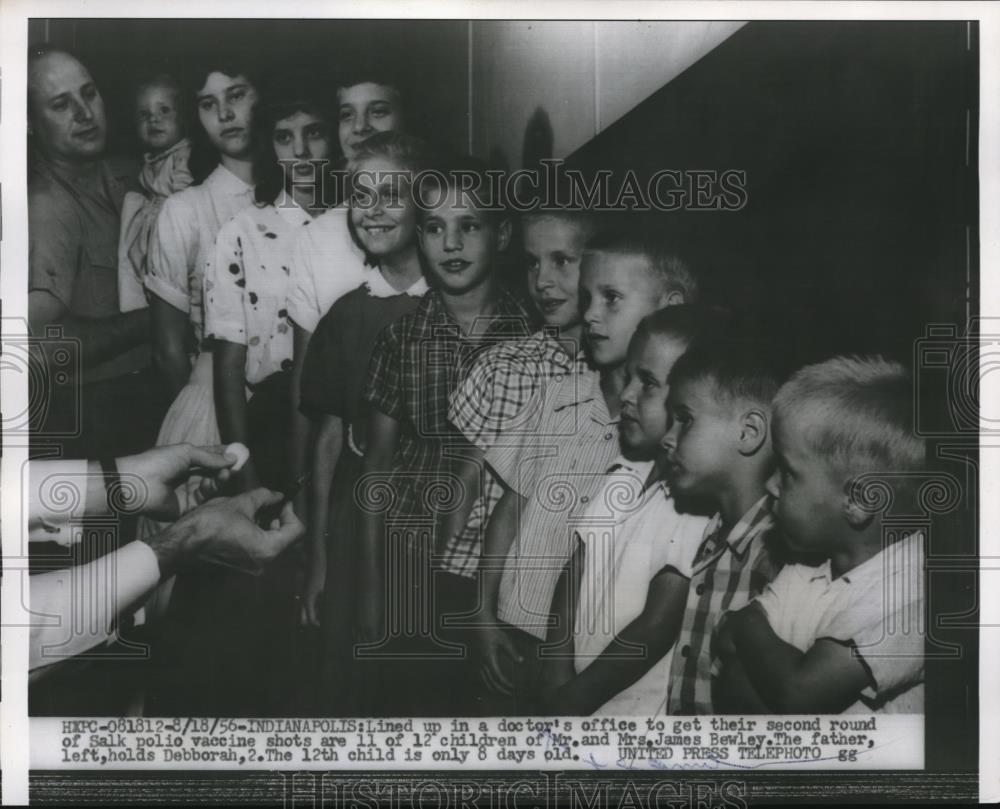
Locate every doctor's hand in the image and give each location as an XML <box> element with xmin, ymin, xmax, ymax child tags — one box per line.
<box><xmin>144</xmin><ymin>487</ymin><xmax>304</xmax><ymax>577</ymax></box>
<box><xmin>115</xmin><ymin>442</ymin><xmax>248</xmax><ymax>520</ymax></box>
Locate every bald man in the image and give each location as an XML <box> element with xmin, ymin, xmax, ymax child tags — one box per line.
<box><xmin>27</xmin><ymin>45</ymin><xmax>167</xmax><ymax>460</ymax></box>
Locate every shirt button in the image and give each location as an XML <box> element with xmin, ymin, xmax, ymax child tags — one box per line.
<box><xmin>681</xmin><ymin>645</ymin><xmax>691</xmax><ymax>658</ymax></box>
<box><xmin>581</xmin><ymin>496</ymin><xmax>590</xmax><ymax>504</ymax></box>
<box><xmin>695</xmin><ymin>584</ymin><xmax>705</xmax><ymax>596</ymax></box>
<box><xmin>604</xmin><ymin>432</ymin><xmax>613</xmax><ymax>440</ymax></box>
<box><xmin>554</xmin><ymin>374</ymin><xmax>564</xmax><ymax>382</ymax></box>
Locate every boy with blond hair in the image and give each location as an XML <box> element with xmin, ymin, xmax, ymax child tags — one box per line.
<box><xmin>539</xmin><ymin>306</ymin><xmax>716</xmax><ymax>715</ymax></box>
<box><xmin>716</xmin><ymin>356</ymin><xmax>926</xmax><ymax>714</ymax></box>
<box><xmin>478</xmin><ymin>228</ymin><xmax>698</xmax><ymax>713</ymax></box>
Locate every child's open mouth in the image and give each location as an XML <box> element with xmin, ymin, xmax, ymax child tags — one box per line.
<box><xmin>441</xmin><ymin>259</ymin><xmax>471</xmax><ymax>272</ymax></box>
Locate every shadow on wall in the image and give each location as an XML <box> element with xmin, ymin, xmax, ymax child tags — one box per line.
<box><xmin>485</xmin><ymin>106</ymin><xmax>553</xmax><ymax>174</ymax></box>
<box><xmin>523</xmin><ymin>107</ymin><xmax>555</xmax><ymax>169</ymax></box>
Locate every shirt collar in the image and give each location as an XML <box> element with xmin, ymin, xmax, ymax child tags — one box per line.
<box><xmin>606</xmin><ymin>455</ymin><xmax>654</xmax><ymax>477</ymax></box>
<box><xmin>607</xmin><ymin>456</ymin><xmax>667</xmax><ymax>494</ymax></box>
<box><xmin>417</xmin><ymin>286</ymin><xmax>533</xmax><ymax>333</ymax></box>
<box><xmin>552</xmin><ymin>368</ymin><xmax>617</xmax><ymax>428</ymax></box>
<box><xmin>417</xmin><ymin>290</ymin><xmax>452</xmax><ymax>328</ymax></box>
<box><xmin>206</xmin><ymin>162</ymin><xmax>254</xmax><ymax>196</ymax></box>
<box><xmin>552</xmin><ymin>367</ymin><xmax>599</xmax><ymax>408</ymax></box>
<box><xmin>143</xmin><ymin>136</ymin><xmax>191</xmax><ymax>166</ymax></box>
<box><xmin>725</xmin><ymin>495</ymin><xmax>774</xmax><ymax>557</ymax></box>
<box><xmin>365</xmin><ymin>268</ymin><xmax>429</xmax><ymax>298</ymax></box>
<box><xmin>35</xmin><ymin>152</ymin><xmax>102</xmax><ymax>181</ymax></box>
<box><xmin>810</xmin><ymin>531</ymin><xmax>925</xmax><ymax>585</ymax></box>
<box><xmin>697</xmin><ymin>494</ymin><xmax>774</xmax><ymax>565</ymax></box>
<box><xmin>35</xmin><ymin>153</ymin><xmax>116</xmax><ymax>195</ymax></box>
<box><xmin>537</xmin><ymin>327</ymin><xmax>588</xmax><ymax>371</ymax></box>
<box><xmin>272</xmin><ymin>190</ymin><xmax>313</xmax><ymax>228</ymax></box>
<box><xmin>808</xmin><ymin>560</ymin><xmax>835</xmax><ymax>584</ymax></box>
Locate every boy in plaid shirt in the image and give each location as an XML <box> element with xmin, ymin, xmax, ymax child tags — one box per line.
<box><xmin>479</xmin><ymin>228</ymin><xmax>698</xmax><ymax>713</ymax></box>
<box><xmin>358</xmin><ymin>158</ymin><xmax>533</xmax><ymax>715</ymax></box>
<box><xmin>446</xmin><ymin>207</ymin><xmax>598</xmax><ymax>665</ymax></box>
<box><xmin>449</xmin><ymin>207</ymin><xmax>599</xmax><ymax>450</ymax></box>
<box><xmin>660</xmin><ymin>330</ymin><xmax>787</xmax><ymax>714</ymax></box>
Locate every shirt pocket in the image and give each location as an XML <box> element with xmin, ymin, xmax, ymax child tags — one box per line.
<box><xmin>77</xmin><ymin>242</ymin><xmax>121</xmax><ymax>316</ymax></box>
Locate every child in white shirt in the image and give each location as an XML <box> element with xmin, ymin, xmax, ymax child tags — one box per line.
<box><xmin>118</xmin><ymin>73</ymin><xmax>192</xmax><ymax>312</ymax></box>
<box><xmin>716</xmin><ymin>356</ymin><xmax>926</xmax><ymax>715</ymax></box>
<box><xmin>541</xmin><ymin>306</ymin><xmax>714</xmax><ymax>714</ymax></box>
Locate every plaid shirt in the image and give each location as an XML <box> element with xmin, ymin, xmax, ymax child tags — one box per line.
<box><xmin>448</xmin><ymin>328</ymin><xmax>589</xmax><ymax>450</ymax></box>
<box><xmin>446</xmin><ymin>329</ymin><xmax>588</xmax><ymax>587</ymax></box>
<box><xmin>363</xmin><ymin>287</ymin><xmax>533</xmax><ymax>577</ymax></box>
<box><xmin>666</xmin><ymin>495</ymin><xmax>782</xmax><ymax>714</ymax></box>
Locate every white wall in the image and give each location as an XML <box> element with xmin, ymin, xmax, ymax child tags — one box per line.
<box><xmin>470</xmin><ymin>20</ymin><xmax>746</xmax><ymax>168</ymax></box>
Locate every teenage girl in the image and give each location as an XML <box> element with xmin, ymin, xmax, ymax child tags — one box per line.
<box><xmin>170</xmin><ymin>72</ymin><xmax>340</xmax><ymax>717</ymax></box>
<box><xmin>207</xmin><ymin>73</ymin><xmax>337</xmax><ymax>491</ymax></box>
<box><xmin>145</xmin><ymin>55</ymin><xmax>259</xmax><ymax>451</ymax></box>
<box><xmin>286</xmin><ymin>67</ymin><xmax>408</xmax><ymax>512</ymax></box>
<box><xmin>139</xmin><ymin>54</ymin><xmax>259</xmax><ymax>715</ymax></box>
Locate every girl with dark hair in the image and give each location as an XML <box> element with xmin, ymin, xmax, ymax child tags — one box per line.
<box><xmin>145</xmin><ymin>55</ymin><xmax>258</xmax><ymax>407</ymax></box>
<box><xmin>206</xmin><ymin>73</ymin><xmax>336</xmax><ymax>491</ymax></box>
<box><xmin>147</xmin><ymin>73</ymin><xmax>341</xmax><ymax>719</ymax></box>
<box><xmin>335</xmin><ymin>62</ymin><xmax>406</xmax><ymax>166</ymax></box>
<box><xmin>135</xmin><ymin>56</ymin><xmax>259</xmax><ymax>660</ymax></box>
<box><xmin>285</xmin><ymin>68</ymin><xmax>406</xmax><ymax>332</ymax></box>
<box><xmin>286</xmin><ymin>70</ymin><xmax>407</xmax><ymax>542</ymax></box>
<box><xmin>184</xmin><ymin>53</ymin><xmax>261</xmax><ymax>184</ymax></box>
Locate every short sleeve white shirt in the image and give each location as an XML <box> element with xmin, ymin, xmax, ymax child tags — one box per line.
<box><xmin>145</xmin><ymin>164</ymin><xmax>254</xmax><ymax>343</ymax></box>
<box><xmin>755</xmin><ymin>533</ymin><xmax>925</xmax><ymax>714</ymax></box>
<box><xmin>573</xmin><ymin>458</ymin><xmax>709</xmax><ymax>714</ymax></box>
<box><xmin>285</xmin><ymin>204</ymin><xmax>368</xmax><ymax>333</ymax></box>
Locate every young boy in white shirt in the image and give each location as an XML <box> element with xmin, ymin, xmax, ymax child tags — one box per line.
<box><xmin>715</xmin><ymin>356</ymin><xmax>926</xmax><ymax>714</ymax></box>
<box><xmin>539</xmin><ymin>306</ymin><xmax>714</xmax><ymax>714</ymax></box>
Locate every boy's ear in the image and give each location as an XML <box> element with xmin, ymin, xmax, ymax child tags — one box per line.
<box><xmin>495</xmin><ymin>218</ymin><xmax>512</xmax><ymax>252</ymax></box>
<box><xmin>661</xmin><ymin>289</ymin><xmax>685</xmax><ymax>307</ymax></box>
<box><xmin>736</xmin><ymin>408</ymin><xmax>768</xmax><ymax>457</ymax></box>
<box><xmin>843</xmin><ymin>478</ymin><xmax>876</xmax><ymax>530</ymax></box>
